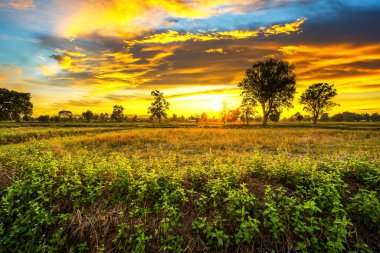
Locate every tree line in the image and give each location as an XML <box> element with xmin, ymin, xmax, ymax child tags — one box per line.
<box><xmin>1</xmin><ymin>58</ymin><xmax>379</xmax><ymax>125</ymax></box>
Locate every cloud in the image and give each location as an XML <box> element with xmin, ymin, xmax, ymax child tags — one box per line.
<box><xmin>54</xmin><ymin>0</ymin><xmax>305</xmax><ymax>38</ymax></box>
<box><xmin>126</xmin><ymin>18</ymin><xmax>306</xmax><ymax>45</ymax></box>
<box><xmin>53</xmin><ymin>98</ymin><xmax>104</xmax><ymax>108</ymax></box>
<box><xmin>204</xmin><ymin>48</ymin><xmax>226</xmax><ymax>54</ymax></box>
<box><xmin>8</xmin><ymin>0</ymin><xmax>35</xmax><ymax>9</ymax></box>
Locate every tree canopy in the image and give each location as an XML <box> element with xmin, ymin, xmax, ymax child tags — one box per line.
<box><xmin>0</xmin><ymin>88</ymin><xmax>33</xmax><ymax>121</ymax></box>
<box><xmin>300</xmin><ymin>83</ymin><xmax>339</xmax><ymax>124</ymax></box>
<box><xmin>82</xmin><ymin>110</ymin><xmax>94</xmax><ymax>122</ymax></box>
<box><xmin>238</xmin><ymin>58</ymin><xmax>296</xmax><ymax>125</ymax></box>
<box><xmin>148</xmin><ymin>90</ymin><xmax>169</xmax><ymax>123</ymax></box>
<box><xmin>111</xmin><ymin>105</ymin><xmax>124</xmax><ymax>122</ymax></box>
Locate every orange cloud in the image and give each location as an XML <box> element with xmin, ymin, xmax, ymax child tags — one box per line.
<box><xmin>204</xmin><ymin>48</ymin><xmax>226</xmax><ymax>54</ymax></box>
<box><xmin>261</xmin><ymin>17</ymin><xmax>306</xmax><ymax>35</ymax></box>
<box><xmin>127</xmin><ymin>18</ymin><xmax>305</xmax><ymax>45</ymax></box>
<box><xmin>8</xmin><ymin>0</ymin><xmax>35</xmax><ymax>9</ymax></box>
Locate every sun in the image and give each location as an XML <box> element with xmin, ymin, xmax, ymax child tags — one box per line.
<box><xmin>209</xmin><ymin>99</ymin><xmax>222</xmax><ymax>111</ymax></box>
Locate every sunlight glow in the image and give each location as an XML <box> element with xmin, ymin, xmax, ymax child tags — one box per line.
<box><xmin>210</xmin><ymin>99</ymin><xmax>223</xmax><ymax>111</ymax></box>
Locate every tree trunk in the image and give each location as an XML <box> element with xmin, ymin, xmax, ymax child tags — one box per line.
<box><xmin>263</xmin><ymin>114</ymin><xmax>268</xmax><ymax>126</ymax></box>
<box><xmin>246</xmin><ymin>118</ymin><xmax>249</xmax><ymax>125</ymax></box>
<box><xmin>158</xmin><ymin>117</ymin><xmax>161</xmax><ymax>124</ymax></box>
<box><xmin>313</xmin><ymin>117</ymin><xmax>317</xmax><ymax>124</ymax></box>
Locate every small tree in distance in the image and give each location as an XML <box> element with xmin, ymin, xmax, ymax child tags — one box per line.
<box><xmin>200</xmin><ymin>112</ymin><xmax>208</xmax><ymax>123</ymax></box>
<box><xmin>148</xmin><ymin>90</ymin><xmax>169</xmax><ymax>124</ymax></box>
<box><xmin>300</xmin><ymin>83</ymin><xmax>339</xmax><ymax>124</ymax></box>
<box><xmin>238</xmin><ymin>58</ymin><xmax>296</xmax><ymax>126</ymax></box>
<box><xmin>294</xmin><ymin>112</ymin><xmax>304</xmax><ymax>122</ymax></box>
<box><xmin>269</xmin><ymin>110</ymin><xmax>281</xmax><ymax>123</ymax></box>
<box><xmin>111</xmin><ymin>105</ymin><xmax>124</xmax><ymax>122</ymax></box>
<box><xmin>220</xmin><ymin>101</ymin><xmax>228</xmax><ymax>125</ymax></box>
<box><xmin>239</xmin><ymin>96</ymin><xmax>257</xmax><ymax>125</ymax></box>
<box><xmin>82</xmin><ymin>110</ymin><xmax>94</xmax><ymax>122</ymax></box>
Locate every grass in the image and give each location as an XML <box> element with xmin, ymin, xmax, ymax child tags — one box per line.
<box><xmin>0</xmin><ymin>123</ymin><xmax>379</xmax><ymax>252</ymax></box>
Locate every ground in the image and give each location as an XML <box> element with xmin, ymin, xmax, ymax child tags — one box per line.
<box><xmin>0</xmin><ymin>122</ymin><xmax>379</xmax><ymax>252</ymax></box>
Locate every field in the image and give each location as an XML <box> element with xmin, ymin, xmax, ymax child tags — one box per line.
<box><xmin>0</xmin><ymin>123</ymin><xmax>379</xmax><ymax>252</ymax></box>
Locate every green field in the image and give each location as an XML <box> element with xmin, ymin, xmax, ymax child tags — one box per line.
<box><xmin>0</xmin><ymin>123</ymin><xmax>379</xmax><ymax>252</ymax></box>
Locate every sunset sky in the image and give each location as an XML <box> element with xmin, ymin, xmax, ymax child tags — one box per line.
<box><xmin>1</xmin><ymin>0</ymin><xmax>380</xmax><ymax>117</ymax></box>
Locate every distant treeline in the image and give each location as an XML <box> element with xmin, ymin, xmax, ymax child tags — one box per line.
<box><xmin>13</xmin><ymin>110</ymin><xmax>380</xmax><ymax>123</ymax></box>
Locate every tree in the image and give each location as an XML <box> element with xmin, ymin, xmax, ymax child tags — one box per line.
<box><xmin>320</xmin><ymin>113</ymin><xmax>329</xmax><ymax>122</ymax></box>
<box><xmin>37</xmin><ymin>115</ymin><xmax>50</xmax><ymax>123</ymax></box>
<box><xmin>300</xmin><ymin>83</ymin><xmax>339</xmax><ymax>124</ymax></box>
<box><xmin>82</xmin><ymin>110</ymin><xmax>94</xmax><ymax>122</ymax></box>
<box><xmin>238</xmin><ymin>58</ymin><xmax>296</xmax><ymax>126</ymax></box>
<box><xmin>371</xmin><ymin>112</ymin><xmax>380</xmax><ymax>122</ymax></box>
<box><xmin>111</xmin><ymin>105</ymin><xmax>124</xmax><ymax>122</ymax></box>
<box><xmin>239</xmin><ymin>96</ymin><xmax>257</xmax><ymax>125</ymax></box>
<box><xmin>58</xmin><ymin>110</ymin><xmax>73</xmax><ymax>121</ymax></box>
<box><xmin>0</xmin><ymin>88</ymin><xmax>33</xmax><ymax>121</ymax></box>
<box><xmin>148</xmin><ymin>90</ymin><xmax>169</xmax><ymax>123</ymax></box>
<box><xmin>132</xmin><ymin>115</ymin><xmax>138</xmax><ymax>122</ymax></box>
<box><xmin>227</xmin><ymin>109</ymin><xmax>240</xmax><ymax>122</ymax></box>
<box><xmin>294</xmin><ymin>112</ymin><xmax>304</xmax><ymax>122</ymax></box>
<box><xmin>269</xmin><ymin>110</ymin><xmax>281</xmax><ymax>123</ymax></box>
<box><xmin>171</xmin><ymin>113</ymin><xmax>178</xmax><ymax>122</ymax></box>
<box><xmin>200</xmin><ymin>112</ymin><xmax>208</xmax><ymax>123</ymax></box>
<box><xmin>220</xmin><ymin>101</ymin><xmax>228</xmax><ymax>124</ymax></box>
<box><xmin>100</xmin><ymin>113</ymin><xmax>109</xmax><ymax>122</ymax></box>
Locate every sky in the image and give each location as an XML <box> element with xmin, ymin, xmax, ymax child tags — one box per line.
<box><xmin>0</xmin><ymin>0</ymin><xmax>380</xmax><ymax>117</ymax></box>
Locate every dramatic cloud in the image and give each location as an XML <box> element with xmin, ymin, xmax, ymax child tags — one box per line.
<box><xmin>1</xmin><ymin>0</ymin><xmax>379</xmax><ymax>115</ymax></box>
<box><xmin>127</xmin><ymin>18</ymin><xmax>305</xmax><ymax>45</ymax></box>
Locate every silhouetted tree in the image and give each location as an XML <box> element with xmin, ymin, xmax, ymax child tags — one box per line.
<box><xmin>51</xmin><ymin>115</ymin><xmax>60</xmax><ymax>122</ymax></box>
<box><xmin>148</xmin><ymin>90</ymin><xmax>169</xmax><ymax>123</ymax></box>
<box><xmin>93</xmin><ymin>114</ymin><xmax>99</xmax><ymax>121</ymax></box>
<box><xmin>0</xmin><ymin>88</ymin><xmax>33</xmax><ymax>121</ymax></box>
<box><xmin>300</xmin><ymin>83</ymin><xmax>339</xmax><ymax>124</ymax></box>
<box><xmin>227</xmin><ymin>109</ymin><xmax>240</xmax><ymax>122</ymax></box>
<box><xmin>37</xmin><ymin>115</ymin><xmax>50</xmax><ymax>122</ymax></box>
<box><xmin>320</xmin><ymin>113</ymin><xmax>329</xmax><ymax>122</ymax></box>
<box><xmin>371</xmin><ymin>112</ymin><xmax>380</xmax><ymax>122</ymax></box>
<box><xmin>82</xmin><ymin>110</ymin><xmax>94</xmax><ymax>122</ymax></box>
<box><xmin>200</xmin><ymin>112</ymin><xmax>208</xmax><ymax>123</ymax></box>
<box><xmin>239</xmin><ymin>96</ymin><xmax>257</xmax><ymax>125</ymax></box>
<box><xmin>238</xmin><ymin>58</ymin><xmax>296</xmax><ymax>126</ymax></box>
<box><xmin>220</xmin><ymin>101</ymin><xmax>229</xmax><ymax>124</ymax></box>
<box><xmin>294</xmin><ymin>112</ymin><xmax>304</xmax><ymax>122</ymax></box>
<box><xmin>100</xmin><ymin>113</ymin><xmax>109</xmax><ymax>122</ymax></box>
<box><xmin>269</xmin><ymin>110</ymin><xmax>281</xmax><ymax>123</ymax></box>
<box><xmin>111</xmin><ymin>105</ymin><xmax>124</xmax><ymax>122</ymax></box>
<box><xmin>171</xmin><ymin>113</ymin><xmax>178</xmax><ymax>122</ymax></box>
<box><xmin>58</xmin><ymin>110</ymin><xmax>73</xmax><ymax>121</ymax></box>
<box><xmin>132</xmin><ymin>115</ymin><xmax>138</xmax><ymax>122</ymax></box>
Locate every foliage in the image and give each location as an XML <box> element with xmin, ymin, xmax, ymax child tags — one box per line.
<box><xmin>0</xmin><ymin>125</ymin><xmax>379</xmax><ymax>252</ymax></box>
<box><xmin>238</xmin><ymin>58</ymin><xmax>296</xmax><ymax>126</ymax></box>
<box><xmin>148</xmin><ymin>90</ymin><xmax>169</xmax><ymax>123</ymax></box>
<box><xmin>0</xmin><ymin>88</ymin><xmax>33</xmax><ymax>121</ymax></box>
<box><xmin>269</xmin><ymin>110</ymin><xmax>281</xmax><ymax>123</ymax></box>
<box><xmin>82</xmin><ymin>110</ymin><xmax>94</xmax><ymax>122</ymax></box>
<box><xmin>300</xmin><ymin>83</ymin><xmax>339</xmax><ymax>124</ymax></box>
<box><xmin>293</xmin><ymin>112</ymin><xmax>304</xmax><ymax>122</ymax></box>
<box><xmin>58</xmin><ymin>110</ymin><xmax>73</xmax><ymax>121</ymax></box>
<box><xmin>239</xmin><ymin>95</ymin><xmax>257</xmax><ymax>125</ymax></box>
<box><xmin>220</xmin><ymin>101</ymin><xmax>229</xmax><ymax>124</ymax></box>
<box><xmin>111</xmin><ymin>105</ymin><xmax>124</xmax><ymax>122</ymax></box>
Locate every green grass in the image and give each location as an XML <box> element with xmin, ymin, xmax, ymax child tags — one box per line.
<box><xmin>0</xmin><ymin>124</ymin><xmax>379</xmax><ymax>252</ymax></box>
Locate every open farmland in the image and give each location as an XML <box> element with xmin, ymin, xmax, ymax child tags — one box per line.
<box><xmin>0</xmin><ymin>123</ymin><xmax>379</xmax><ymax>252</ymax></box>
